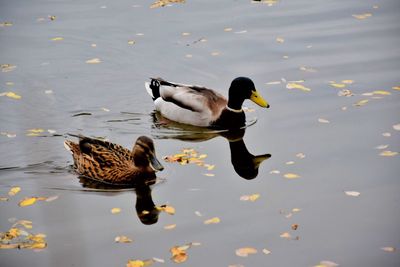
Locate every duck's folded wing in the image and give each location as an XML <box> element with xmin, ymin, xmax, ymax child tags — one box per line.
<box><xmin>160</xmin><ymin>84</ymin><xmax>226</xmax><ymax>113</ymax></box>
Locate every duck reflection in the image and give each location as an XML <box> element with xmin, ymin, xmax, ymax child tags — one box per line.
<box><xmin>152</xmin><ymin>112</ymin><xmax>271</xmax><ymax>179</ymax></box>
<box><xmin>78</xmin><ymin>176</ymin><xmax>160</xmax><ymax>225</ymax></box>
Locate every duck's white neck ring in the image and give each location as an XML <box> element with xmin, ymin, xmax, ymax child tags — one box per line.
<box><xmin>226</xmin><ymin>105</ymin><xmax>243</xmax><ymax>113</ymax></box>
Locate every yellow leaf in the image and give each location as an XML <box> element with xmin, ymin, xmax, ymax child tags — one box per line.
<box><xmin>8</xmin><ymin>187</ymin><xmax>21</xmax><ymax>196</ymax></box>
<box><xmin>329</xmin><ymin>83</ymin><xmax>346</xmax><ymax>88</ymax></box>
<box><xmin>286</xmin><ymin>82</ymin><xmax>311</xmax><ymax>92</ymax></box>
<box><xmin>111</xmin><ymin>207</ymin><xmax>121</xmax><ymax>214</ymax></box>
<box><xmin>1</xmin><ymin>91</ymin><xmax>21</xmax><ymax>99</ymax></box>
<box><xmin>27</xmin><ymin>128</ymin><xmax>44</xmax><ymax>133</ymax></box>
<box><xmin>164</xmin><ymin>224</ymin><xmax>177</xmax><ymax>230</ymax></box>
<box><xmin>224</xmin><ymin>27</ymin><xmax>233</xmax><ymax>32</ymax></box>
<box><xmin>204</xmin><ymin>217</ymin><xmax>220</xmax><ymax>224</ymax></box>
<box><xmin>127</xmin><ymin>40</ymin><xmax>136</xmax><ymax>45</ymax></box>
<box><xmin>51</xmin><ymin>37</ymin><xmax>64</xmax><ymax>41</ymax></box>
<box><xmin>372</xmin><ymin>90</ymin><xmax>391</xmax><ymax>95</ymax></box>
<box><xmin>126</xmin><ymin>260</ymin><xmax>145</xmax><ymax>267</ymax></box>
<box><xmin>203</xmin><ymin>173</ymin><xmax>215</xmax><ymax>177</ymax></box>
<box><xmin>235</xmin><ymin>247</ymin><xmax>257</xmax><ymax>257</ymax></box>
<box><xmin>170</xmin><ymin>246</ymin><xmax>188</xmax><ymax>263</ymax></box>
<box><xmin>280</xmin><ymin>232</ymin><xmax>291</xmax><ymax>239</ymax></box>
<box><xmin>158</xmin><ymin>205</ymin><xmax>175</xmax><ymax>215</ymax></box>
<box><xmin>115</xmin><ymin>235</ymin><xmax>133</xmax><ymax>243</ymax></box>
<box><xmin>353</xmin><ymin>99</ymin><xmax>369</xmax><ymax>106</ymax></box>
<box><xmin>284</xmin><ymin>173</ymin><xmax>300</xmax><ymax>179</ymax></box>
<box><xmin>341</xmin><ymin>80</ymin><xmax>354</xmax><ymax>84</ymax></box>
<box><xmin>379</xmin><ymin>151</ymin><xmax>398</xmax><ymax>157</ymax></box>
<box><xmin>86</xmin><ymin>58</ymin><xmax>101</xmax><ymax>64</ymax></box>
<box><xmin>292</xmin><ymin>208</ymin><xmax>301</xmax><ymax>212</ymax></box>
<box><xmin>392</xmin><ymin>86</ymin><xmax>400</xmax><ymax>91</ymax></box>
<box><xmin>15</xmin><ymin>220</ymin><xmax>33</xmax><ymax>229</ymax></box>
<box><xmin>352</xmin><ymin>13</ymin><xmax>372</xmax><ymax>20</ymax></box>
<box><xmin>19</xmin><ymin>197</ymin><xmax>38</xmax><ymax>207</ymax></box>
<box><xmin>150</xmin><ymin>0</ymin><xmax>185</xmax><ymax>9</ymax></box>
<box><xmin>240</xmin><ymin>193</ymin><xmax>260</xmax><ymax>202</ymax></box>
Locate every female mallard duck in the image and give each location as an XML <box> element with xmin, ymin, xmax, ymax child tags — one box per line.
<box><xmin>64</xmin><ymin>135</ymin><xmax>164</xmax><ymax>185</ymax></box>
<box><xmin>145</xmin><ymin>77</ymin><xmax>269</xmax><ymax>129</ymax></box>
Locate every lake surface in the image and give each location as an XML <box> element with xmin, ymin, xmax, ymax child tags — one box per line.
<box><xmin>1</xmin><ymin>0</ymin><xmax>399</xmax><ymax>266</ymax></box>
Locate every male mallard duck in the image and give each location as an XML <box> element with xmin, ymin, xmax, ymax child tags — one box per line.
<box><xmin>64</xmin><ymin>135</ymin><xmax>164</xmax><ymax>185</ymax></box>
<box><xmin>145</xmin><ymin>77</ymin><xmax>269</xmax><ymax>129</ymax></box>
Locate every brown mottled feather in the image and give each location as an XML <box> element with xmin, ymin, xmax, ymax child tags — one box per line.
<box><xmin>64</xmin><ymin>137</ymin><xmax>155</xmax><ymax>185</ymax></box>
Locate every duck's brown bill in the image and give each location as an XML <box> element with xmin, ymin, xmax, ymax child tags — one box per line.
<box><xmin>150</xmin><ymin>154</ymin><xmax>164</xmax><ymax>171</ymax></box>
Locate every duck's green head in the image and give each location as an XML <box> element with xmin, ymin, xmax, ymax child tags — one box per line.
<box><xmin>134</xmin><ymin>136</ymin><xmax>164</xmax><ymax>172</ymax></box>
<box><xmin>228</xmin><ymin>77</ymin><xmax>270</xmax><ymax>110</ymax></box>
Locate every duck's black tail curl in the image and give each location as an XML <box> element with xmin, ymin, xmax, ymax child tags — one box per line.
<box><xmin>145</xmin><ymin>79</ymin><xmax>161</xmax><ymax>101</ymax></box>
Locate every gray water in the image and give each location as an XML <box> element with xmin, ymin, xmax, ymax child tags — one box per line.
<box><xmin>1</xmin><ymin>0</ymin><xmax>399</xmax><ymax>266</ymax></box>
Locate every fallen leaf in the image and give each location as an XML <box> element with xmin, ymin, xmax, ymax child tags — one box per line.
<box><xmin>158</xmin><ymin>205</ymin><xmax>175</xmax><ymax>215</ymax></box>
<box><xmin>1</xmin><ymin>91</ymin><xmax>21</xmax><ymax>99</ymax></box>
<box><xmin>262</xmin><ymin>248</ymin><xmax>271</xmax><ymax>255</ymax></box>
<box><xmin>224</xmin><ymin>27</ymin><xmax>233</xmax><ymax>32</ymax></box>
<box><xmin>318</xmin><ymin>118</ymin><xmax>330</xmax><ymax>124</ymax></box>
<box><xmin>0</xmin><ymin>197</ymin><xmax>9</xmax><ymax>201</ymax></box>
<box><xmin>286</xmin><ymin>161</ymin><xmax>295</xmax><ymax>165</ymax></box>
<box><xmin>150</xmin><ymin>0</ymin><xmax>185</xmax><ymax>9</ymax></box>
<box><xmin>299</xmin><ymin>66</ymin><xmax>317</xmax><ymax>72</ymax></box>
<box><xmin>371</xmin><ymin>90</ymin><xmax>391</xmax><ymax>95</ymax></box>
<box><xmin>86</xmin><ymin>58</ymin><xmax>101</xmax><ymax>64</ymax></box>
<box><xmin>14</xmin><ymin>220</ymin><xmax>33</xmax><ymax>229</ymax></box>
<box><xmin>195</xmin><ymin>211</ymin><xmax>202</xmax><ymax>217</ymax></box>
<box><xmin>352</xmin><ymin>13</ymin><xmax>372</xmax><ymax>20</ymax></box>
<box><xmin>280</xmin><ymin>232</ymin><xmax>291</xmax><ymax>239</ymax></box>
<box><xmin>164</xmin><ymin>224</ymin><xmax>176</xmax><ymax>230</ymax></box>
<box><xmin>128</xmin><ymin>40</ymin><xmax>136</xmax><ymax>45</ymax></box>
<box><xmin>235</xmin><ymin>247</ymin><xmax>257</xmax><ymax>257</ymax></box>
<box><xmin>382</xmin><ymin>132</ymin><xmax>391</xmax><ymax>137</ymax></box>
<box><xmin>276</xmin><ymin>37</ymin><xmax>284</xmax><ymax>43</ymax></box>
<box><xmin>170</xmin><ymin>246</ymin><xmax>188</xmax><ymax>263</ymax></box>
<box><xmin>392</xmin><ymin>124</ymin><xmax>400</xmax><ymax>131</ymax></box>
<box><xmin>392</xmin><ymin>86</ymin><xmax>400</xmax><ymax>91</ymax></box>
<box><xmin>270</xmin><ymin>170</ymin><xmax>280</xmax><ymax>174</ymax></box>
<box><xmin>115</xmin><ymin>235</ymin><xmax>133</xmax><ymax>243</ymax></box>
<box><xmin>18</xmin><ymin>197</ymin><xmax>38</xmax><ymax>207</ymax></box>
<box><xmin>317</xmin><ymin>260</ymin><xmax>339</xmax><ymax>267</ymax></box>
<box><xmin>338</xmin><ymin>89</ymin><xmax>354</xmax><ymax>97</ymax></box>
<box><xmin>342</xmin><ymin>80</ymin><xmax>354</xmax><ymax>84</ymax></box>
<box><xmin>0</xmin><ymin>22</ymin><xmax>13</xmax><ymax>27</ymax></box>
<box><xmin>1</xmin><ymin>64</ymin><xmax>17</xmax><ymax>72</ymax></box>
<box><xmin>126</xmin><ymin>260</ymin><xmax>145</xmax><ymax>267</ymax></box>
<box><xmin>329</xmin><ymin>83</ymin><xmax>346</xmax><ymax>88</ymax></box>
<box><xmin>240</xmin><ymin>193</ymin><xmax>260</xmax><ymax>202</ymax></box>
<box><xmin>8</xmin><ymin>187</ymin><xmax>21</xmax><ymax>196</ymax></box>
<box><xmin>203</xmin><ymin>173</ymin><xmax>215</xmax><ymax>177</ymax></box>
<box><xmin>292</xmin><ymin>208</ymin><xmax>301</xmax><ymax>213</ymax></box>
<box><xmin>381</xmin><ymin>246</ymin><xmax>396</xmax><ymax>252</ymax></box>
<box><xmin>345</xmin><ymin>191</ymin><xmax>361</xmax><ymax>197</ymax></box>
<box><xmin>111</xmin><ymin>208</ymin><xmax>121</xmax><ymax>214</ymax></box>
<box><xmin>204</xmin><ymin>217</ymin><xmax>220</xmax><ymax>225</ymax></box>
<box><xmin>286</xmin><ymin>82</ymin><xmax>311</xmax><ymax>92</ymax></box>
<box><xmin>353</xmin><ymin>99</ymin><xmax>369</xmax><ymax>106</ymax></box>
<box><xmin>375</xmin><ymin>144</ymin><xmax>389</xmax><ymax>150</ymax></box>
<box><xmin>291</xmin><ymin>224</ymin><xmax>299</xmax><ymax>230</ymax></box>
<box><xmin>51</xmin><ymin>37</ymin><xmax>64</xmax><ymax>41</ymax></box>
<box><xmin>284</xmin><ymin>173</ymin><xmax>300</xmax><ymax>179</ymax></box>
<box><xmin>379</xmin><ymin>151</ymin><xmax>398</xmax><ymax>157</ymax></box>
<box><xmin>296</xmin><ymin>153</ymin><xmax>306</xmax><ymax>159</ymax></box>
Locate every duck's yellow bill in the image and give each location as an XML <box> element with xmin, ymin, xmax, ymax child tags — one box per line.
<box><xmin>250</xmin><ymin>90</ymin><xmax>269</xmax><ymax>108</ymax></box>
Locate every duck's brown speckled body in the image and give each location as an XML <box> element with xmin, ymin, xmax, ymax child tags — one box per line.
<box><xmin>64</xmin><ymin>135</ymin><xmax>164</xmax><ymax>185</ymax></box>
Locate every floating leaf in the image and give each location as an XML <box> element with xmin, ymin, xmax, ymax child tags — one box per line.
<box><xmin>270</xmin><ymin>170</ymin><xmax>280</xmax><ymax>174</ymax></box>
<box><xmin>286</xmin><ymin>82</ymin><xmax>311</xmax><ymax>92</ymax></box>
<box><xmin>352</xmin><ymin>13</ymin><xmax>372</xmax><ymax>20</ymax></box>
<box><xmin>299</xmin><ymin>66</ymin><xmax>317</xmax><ymax>72</ymax></box>
<box><xmin>291</xmin><ymin>224</ymin><xmax>299</xmax><ymax>230</ymax></box>
<box><xmin>345</xmin><ymin>191</ymin><xmax>361</xmax><ymax>197</ymax></box>
<box><xmin>318</xmin><ymin>118</ymin><xmax>330</xmax><ymax>124</ymax></box>
<box><xmin>381</xmin><ymin>246</ymin><xmax>396</xmax><ymax>252</ymax></box>
<box><xmin>51</xmin><ymin>37</ymin><xmax>64</xmax><ymax>41</ymax></box>
<box><xmin>353</xmin><ymin>99</ymin><xmax>369</xmax><ymax>106</ymax></box>
<box><xmin>375</xmin><ymin>144</ymin><xmax>389</xmax><ymax>150</ymax></box>
<box><xmin>128</xmin><ymin>40</ymin><xmax>136</xmax><ymax>45</ymax></box>
<box><xmin>296</xmin><ymin>153</ymin><xmax>305</xmax><ymax>159</ymax></box>
<box><xmin>342</xmin><ymin>80</ymin><xmax>354</xmax><ymax>84</ymax></box>
<box><xmin>382</xmin><ymin>132</ymin><xmax>391</xmax><ymax>137</ymax></box>
<box><xmin>150</xmin><ymin>0</ymin><xmax>185</xmax><ymax>8</ymax></box>
<box><xmin>0</xmin><ymin>197</ymin><xmax>9</xmax><ymax>201</ymax></box>
<box><xmin>203</xmin><ymin>173</ymin><xmax>215</xmax><ymax>177</ymax></box>
<box><xmin>8</xmin><ymin>187</ymin><xmax>21</xmax><ymax>196</ymax></box>
<box><xmin>284</xmin><ymin>173</ymin><xmax>300</xmax><ymax>179</ymax></box>
<box><xmin>86</xmin><ymin>58</ymin><xmax>101</xmax><ymax>64</ymax></box>
<box><xmin>262</xmin><ymin>248</ymin><xmax>271</xmax><ymax>255</ymax></box>
<box><xmin>276</xmin><ymin>37</ymin><xmax>284</xmax><ymax>43</ymax></box>
<box><xmin>1</xmin><ymin>91</ymin><xmax>21</xmax><ymax>99</ymax></box>
<box><xmin>224</xmin><ymin>27</ymin><xmax>233</xmax><ymax>32</ymax></box>
<box><xmin>14</xmin><ymin>220</ymin><xmax>33</xmax><ymax>229</ymax></box>
<box><xmin>240</xmin><ymin>193</ymin><xmax>260</xmax><ymax>202</ymax></box>
<box><xmin>316</xmin><ymin>260</ymin><xmax>339</xmax><ymax>267</ymax></box>
<box><xmin>158</xmin><ymin>205</ymin><xmax>175</xmax><ymax>215</ymax></box>
<box><xmin>280</xmin><ymin>232</ymin><xmax>291</xmax><ymax>239</ymax></box>
<box><xmin>235</xmin><ymin>247</ymin><xmax>257</xmax><ymax>257</ymax></box>
<box><xmin>372</xmin><ymin>90</ymin><xmax>391</xmax><ymax>95</ymax></box>
<box><xmin>195</xmin><ymin>211</ymin><xmax>202</xmax><ymax>217</ymax></box>
<box><xmin>379</xmin><ymin>151</ymin><xmax>398</xmax><ymax>157</ymax></box>
<box><xmin>111</xmin><ymin>207</ymin><xmax>121</xmax><ymax>214</ymax></box>
<box><xmin>392</xmin><ymin>86</ymin><xmax>400</xmax><ymax>91</ymax></box>
<box><xmin>338</xmin><ymin>89</ymin><xmax>354</xmax><ymax>97</ymax></box>
<box><xmin>0</xmin><ymin>22</ymin><xmax>13</xmax><ymax>27</ymax></box>
<box><xmin>170</xmin><ymin>246</ymin><xmax>188</xmax><ymax>263</ymax></box>
<box><xmin>19</xmin><ymin>197</ymin><xmax>38</xmax><ymax>207</ymax></box>
<box><xmin>329</xmin><ymin>83</ymin><xmax>346</xmax><ymax>88</ymax></box>
<box><xmin>204</xmin><ymin>217</ymin><xmax>220</xmax><ymax>225</ymax></box>
<box><xmin>115</xmin><ymin>235</ymin><xmax>133</xmax><ymax>243</ymax></box>
<box><xmin>126</xmin><ymin>260</ymin><xmax>145</xmax><ymax>267</ymax></box>
<box><xmin>1</xmin><ymin>64</ymin><xmax>17</xmax><ymax>72</ymax></box>
<box><xmin>164</xmin><ymin>224</ymin><xmax>176</xmax><ymax>230</ymax></box>
<box><xmin>392</xmin><ymin>124</ymin><xmax>400</xmax><ymax>131</ymax></box>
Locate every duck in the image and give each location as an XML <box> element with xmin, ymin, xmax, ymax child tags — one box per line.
<box><xmin>64</xmin><ymin>135</ymin><xmax>164</xmax><ymax>185</ymax></box>
<box><xmin>145</xmin><ymin>77</ymin><xmax>269</xmax><ymax>129</ymax></box>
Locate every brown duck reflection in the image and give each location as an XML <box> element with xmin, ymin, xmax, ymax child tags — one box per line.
<box><xmin>78</xmin><ymin>176</ymin><xmax>160</xmax><ymax>225</ymax></box>
<box><xmin>152</xmin><ymin>112</ymin><xmax>271</xmax><ymax>180</ymax></box>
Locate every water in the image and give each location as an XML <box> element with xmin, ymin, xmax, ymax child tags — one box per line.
<box><xmin>1</xmin><ymin>0</ymin><xmax>399</xmax><ymax>266</ymax></box>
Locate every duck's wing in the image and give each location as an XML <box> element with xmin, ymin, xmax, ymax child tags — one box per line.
<box><xmin>151</xmin><ymin>78</ymin><xmax>227</xmax><ymax>113</ymax></box>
